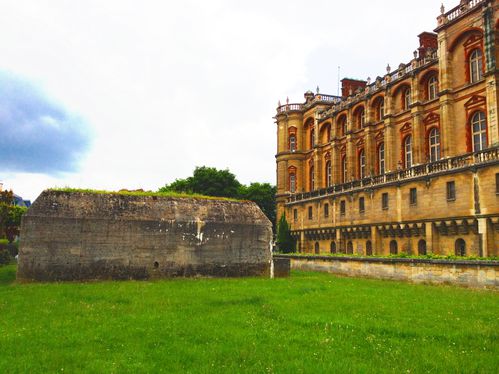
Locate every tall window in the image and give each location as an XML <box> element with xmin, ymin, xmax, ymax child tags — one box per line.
<box><xmin>382</xmin><ymin>192</ymin><xmax>389</xmax><ymax>210</ymax></box>
<box><xmin>308</xmin><ymin>206</ymin><xmax>313</xmax><ymax>220</ymax></box>
<box><xmin>359</xmin><ymin>197</ymin><xmax>365</xmax><ymax>213</ymax></box>
<box><xmin>340</xmin><ymin>200</ymin><xmax>346</xmax><ymax>215</ymax></box>
<box><xmin>325</xmin><ymin>161</ymin><xmax>332</xmax><ymax>187</ymax></box>
<box><xmin>324</xmin><ymin>203</ymin><xmax>329</xmax><ymax>218</ymax></box>
<box><xmin>309</xmin><ymin>166</ymin><xmax>315</xmax><ymax>191</ymax></box>
<box><xmin>455</xmin><ymin>239</ymin><xmax>466</xmax><ymax>257</ymax></box>
<box><xmin>471</xmin><ymin>111</ymin><xmax>487</xmax><ymax>152</ymax></box>
<box><xmin>289</xmin><ymin>173</ymin><xmax>296</xmax><ymax>193</ymax></box>
<box><xmin>378</xmin><ymin>99</ymin><xmax>385</xmax><ymax>121</ymax></box>
<box><xmin>403</xmin><ymin>88</ymin><xmax>411</xmax><ymax>110</ymax></box>
<box><xmin>338</xmin><ymin>117</ymin><xmax>347</xmax><ymax>136</ymax></box>
<box><xmin>310</xmin><ymin>129</ymin><xmax>315</xmax><ymax>148</ymax></box>
<box><xmin>356</xmin><ymin>108</ymin><xmax>365</xmax><ymax>129</ymax></box>
<box><xmin>469</xmin><ymin>49</ymin><xmax>483</xmax><ymax>83</ymax></box>
<box><xmin>447</xmin><ymin>181</ymin><xmax>456</xmax><ymax>201</ymax></box>
<box><xmin>289</xmin><ymin>135</ymin><xmax>296</xmax><ymax>152</ymax></box>
<box><xmin>293</xmin><ymin>209</ymin><xmax>298</xmax><ymax>222</ymax></box>
<box><xmin>342</xmin><ymin>155</ymin><xmax>347</xmax><ymax>183</ymax></box>
<box><xmin>428</xmin><ymin>76</ymin><xmax>438</xmax><ymax>100</ymax></box>
<box><xmin>404</xmin><ymin>135</ymin><xmax>412</xmax><ymax>168</ymax></box>
<box><xmin>429</xmin><ymin>128</ymin><xmax>441</xmax><ymax>162</ymax></box>
<box><xmin>378</xmin><ymin>143</ymin><xmax>385</xmax><ymax>175</ymax></box>
<box><xmin>410</xmin><ymin>188</ymin><xmax>417</xmax><ymax>205</ymax></box>
<box><xmin>359</xmin><ymin>149</ymin><xmax>366</xmax><ymax>179</ymax></box>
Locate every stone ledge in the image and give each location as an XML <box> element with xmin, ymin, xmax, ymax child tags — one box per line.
<box><xmin>274</xmin><ymin>254</ymin><xmax>499</xmax><ymax>268</ymax></box>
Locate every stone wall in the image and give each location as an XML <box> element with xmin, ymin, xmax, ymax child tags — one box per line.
<box><xmin>275</xmin><ymin>255</ymin><xmax>498</xmax><ymax>289</ymax></box>
<box><xmin>18</xmin><ymin>190</ymin><xmax>272</xmax><ymax>281</ymax></box>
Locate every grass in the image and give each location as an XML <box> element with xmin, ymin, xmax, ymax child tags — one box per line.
<box><xmin>48</xmin><ymin>187</ymin><xmax>241</xmax><ymax>201</ymax></box>
<box><xmin>0</xmin><ymin>265</ymin><xmax>498</xmax><ymax>373</ymax></box>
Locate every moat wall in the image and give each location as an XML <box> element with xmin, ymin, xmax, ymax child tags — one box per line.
<box><xmin>275</xmin><ymin>255</ymin><xmax>498</xmax><ymax>288</ymax></box>
<box><xmin>18</xmin><ymin>191</ymin><xmax>273</xmax><ymax>281</ymax></box>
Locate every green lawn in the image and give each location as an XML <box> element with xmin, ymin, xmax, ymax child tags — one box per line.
<box><xmin>0</xmin><ymin>265</ymin><xmax>497</xmax><ymax>373</ymax></box>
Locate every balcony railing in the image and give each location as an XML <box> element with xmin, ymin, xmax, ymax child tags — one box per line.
<box><xmin>286</xmin><ymin>147</ymin><xmax>499</xmax><ymax>204</ymax></box>
<box><xmin>276</xmin><ymin>103</ymin><xmax>304</xmax><ymax>113</ymax></box>
<box><xmin>445</xmin><ymin>0</ymin><xmax>483</xmax><ymax>22</ymax></box>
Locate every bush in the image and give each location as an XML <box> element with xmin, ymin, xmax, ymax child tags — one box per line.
<box><xmin>0</xmin><ymin>249</ymin><xmax>13</xmax><ymax>265</ymax></box>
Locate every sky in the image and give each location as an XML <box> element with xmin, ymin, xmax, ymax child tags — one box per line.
<box><xmin>0</xmin><ymin>0</ymin><xmax>455</xmax><ymax>201</ymax></box>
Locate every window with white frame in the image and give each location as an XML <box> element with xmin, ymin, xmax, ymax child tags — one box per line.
<box><xmin>378</xmin><ymin>142</ymin><xmax>385</xmax><ymax>174</ymax></box>
<box><xmin>469</xmin><ymin>49</ymin><xmax>483</xmax><ymax>83</ymax></box>
<box><xmin>428</xmin><ymin>76</ymin><xmax>438</xmax><ymax>100</ymax></box>
<box><xmin>404</xmin><ymin>135</ymin><xmax>412</xmax><ymax>168</ymax></box>
<box><xmin>429</xmin><ymin>128</ymin><xmax>441</xmax><ymax>162</ymax></box>
<box><xmin>471</xmin><ymin>111</ymin><xmax>487</xmax><ymax>152</ymax></box>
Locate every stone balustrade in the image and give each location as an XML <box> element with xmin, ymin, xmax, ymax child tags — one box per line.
<box><xmin>287</xmin><ymin>146</ymin><xmax>499</xmax><ymax>204</ymax></box>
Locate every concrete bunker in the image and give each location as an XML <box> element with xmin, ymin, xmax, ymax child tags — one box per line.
<box><xmin>17</xmin><ymin>190</ymin><xmax>273</xmax><ymax>281</ymax></box>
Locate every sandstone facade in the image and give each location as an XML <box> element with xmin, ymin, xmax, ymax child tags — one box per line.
<box><xmin>275</xmin><ymin>0</ymin><xmax>499</xmax><ymax>257</ymax></box>
<box><xmin>18</xmin><ymin>190</ymin><xmax>272</xmax><ymax>281</ymax></box>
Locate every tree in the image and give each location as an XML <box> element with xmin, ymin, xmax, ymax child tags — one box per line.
<box><xmin>276</xmin><ymin>214</ymin><xmax>295</xmax><ymax>253</ymax></box>
<box><xmin>159</xmin><ymin>166</ymin><xmax>277</xmax><ymax>227</ymax></box>
<box><xmin>238</xmin><ymin>183</ymin><xmax>276</xmax><ymax>229</ymax></box>
<box><xmin>0</xmin><ymin>190</ymin><xmax>27</xmax><ymax>243</ymax></box>
<box><xmin>159</xmin><ymin>166</ymin><xmax>241</xmax><ymax>198</ymax></box>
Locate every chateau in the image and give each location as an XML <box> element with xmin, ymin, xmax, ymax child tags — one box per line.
<box><xmin>275</xmin><ymin>0</ymin><xmax>499</xmax><ymax>257</ymax></box>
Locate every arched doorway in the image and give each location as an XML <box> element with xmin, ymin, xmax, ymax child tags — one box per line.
<box><xmin>314</xmin><ymin>242</ymin><xmax>320</xmax><ymax>254</ymax></box>
<box><xmin>347</xmin><ymin>241</ymin><xmax>353</xmax><ymax>254</ymax></box>
<box><xmin>366</xmin><ymin>240</ymin><xmax>373</xmax><ymax>256</ymax></box>
<box><xmin>418</xmin><ymin>239</ymin><xmax>427</xmax><ymax>256</ymax></box>
<box><xmin>390</xmin><ymin>240</ymin><xmax>398</xmax><ymax>255</ymax></box>
<box><xmin>455</xmin><ymin>239</ymin><xmax>466</xmax><ymax>257</ymax></box>
<box><xmin>330</xmin><ymin>241</ymin><xmax>336</xmax><ymax>254</ymax></box>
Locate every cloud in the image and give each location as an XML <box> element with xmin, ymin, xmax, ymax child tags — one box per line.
<box><xmin>0</xmin><ymin>71</ymin><xmax>91</xmax><ymax>174</ymax></box>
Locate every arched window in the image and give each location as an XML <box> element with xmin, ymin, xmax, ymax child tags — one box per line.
<box><xmin>309</xmin><ymin>166</ymin><xmax>315</xmax><ymax>191</ymax></box>
<box><xmin>325</xmin><ymin>161</ymin><xmax>332</xmax><ymax>187</ymax></box>
<box><xmin>377</xmin><ymin>99</ymin><xmax>385</xmax><ymax>121</ymax></box>
<box><xmin>310</xmin><ymin>129</ymin><xmax>315</xmax><ymax>149</ymax></box>
<box><xmin>347</xmin><ymin>241</ymin><xmax>353</xmax><ymax>254</ymax></box>
<box><xmin>455</xmin><ymin>238</ymin><xmax>466</xmax><ymax>257</ymax></box>
<box><xmin>429</xmin><ymin>128</ymin><xmax>441</xmax><ymax>162</ymax></box>
<box><xmin>341</xmin><ymin>155</ymin><xmax>347</xmax><ymax>183</ymax></box>
<box><xmin>314</xmin><ymin>242</ymin><xmax>320</xmax><ymax>254</ymax></box>
<box><xmin>359</xmin><ymin>149</ymin><xmax>366</xmax><ymax>179</ymax></box>
<box><xmin>403</xmin><ymin>88</ymin><xmax>411</xmax><ymax>110</ymax></box>
<box><xmin>428</xmin><ymin>76</ymin><xmax>438</xmax><ymax>100</ymax></box>
<box><xmin>418</xmin><ymin>239</ymin><xmax>427</xmax><ymax>256</ymax></box>
<box><xmin>289</xmin><ymin>173</ymin><xmax>296</xmax><ymax>193</ymax></box>
<box><xmin>289</xmin><ymin>135</ymin><xmax>296</xmax><ymax>152</ymax></box>
<box><xmin>390</xmin><ymin>240</ymin><xmax>398</xmax><ymax>255</ymax></box>
<box><xmin>330</xmin><ymin>241</ymin><xmax>336</xmax><ymax>254</ymax></box>
<box><xmin>378</xmin><ymin>143</ymin><xmax>385</xmax><ymax>175</ymax></box>
<box><xmin>337</xmin><ymin>116</ymin><xmax>347</xmax><ymax>137</ymax></box>
<box><xmin>471</xmin><ymin>111</ymin><xmax>487</xmax><ymax>152</ymax></box>
<box><xmin>355</xmin><ymin>107</ymin><xmax>365</xmax><ymax>129</ymax></box>
<box><xmin>366</xmin><ymin>240</ymin><xmax>373</xmax><ymax>256</ymax></box>
<box><xmin>469</xmin><ymin>49</ymin><xmax>483</xmax><ymax>83</ymax></box>
<box><xmin>404</xmin><ymin>135</ymin><xmax>413</xmax><ymax>168</ymax></box>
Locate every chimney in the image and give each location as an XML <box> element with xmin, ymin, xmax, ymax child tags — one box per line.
<box><xmin>341</xmin><ymin>78</ymin><xmax>367</xmax><ymax>98</ymax></box>
<box><xmin>418</xmin><ymin>32</ymin><xmax>438</xmax><ymax>58</ymax></box>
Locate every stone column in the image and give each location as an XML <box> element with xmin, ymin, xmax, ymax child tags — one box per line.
<box><xmin>478</xmin><ymin>218</ymin><xmax>489</xmax><ymax>257</ymax></box>
<box><xmin>412</xmin><ymin>107</ymin><xmax>425</xmax><ymax>164</ymax></box>
<box><xmin>437</xmin><ymin>28</ymin><xmax>456</xmax><ymax>157</ymax></box>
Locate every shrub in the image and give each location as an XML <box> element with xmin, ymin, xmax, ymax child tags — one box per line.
<box><xmin>0</xmin><ymin>249</ymin><xmax>13</xmax><ymax>265</ymax></box>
